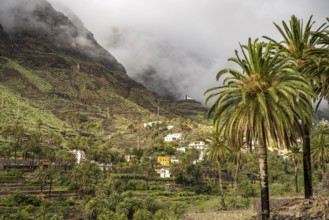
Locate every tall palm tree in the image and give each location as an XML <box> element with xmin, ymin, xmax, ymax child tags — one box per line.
<box><xmin>264</xmin><ymin>15</ymin><xmax>327</xmax><ymax>198</ymax></box>
<box><xmin>311</xmin><ymin>121</ymin><xmax>329</xmax><ymax>176</ymax></box>
<box><xmin>206</xmin><ymin>131</ymin><xmax>231</xmax><ymax>210</ymax></box>
<box><xmin>205</xmin><ymin>38</ymin><xmax>314</xmax><ymax>219</ymax></box>
<box><xmin>286</xmin><ymin>144</ymin><xmax>302</xmax><ymax>193</ymax></box>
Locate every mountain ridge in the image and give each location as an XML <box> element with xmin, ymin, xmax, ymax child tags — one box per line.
<box><xmin>0</xmin><ymin>0</ymin><xmax>207</xmax><ymax>148</ymax></box>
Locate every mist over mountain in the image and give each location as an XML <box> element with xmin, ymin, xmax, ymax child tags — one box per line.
<box><xmin>0</xmin><ymin>0</ymin><xmax>125</xmax><ymax>72</ymax></box>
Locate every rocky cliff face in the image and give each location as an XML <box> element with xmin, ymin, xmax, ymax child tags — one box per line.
<box><xmin>0</xmin><ymin>0</ymin><xmax>125</xmax><ymax>72</ymax></box>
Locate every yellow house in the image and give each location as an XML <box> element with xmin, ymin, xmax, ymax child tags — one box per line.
<box><xmin>157</xmin><ymin>156</ymin><xmax>171</xmax><ymax>165</ymax></box>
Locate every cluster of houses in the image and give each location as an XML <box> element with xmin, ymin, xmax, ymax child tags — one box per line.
<box><xmin>155</xmin><ymin>132</ymin><xmax>208</xmax><ymax>178</ymax></box>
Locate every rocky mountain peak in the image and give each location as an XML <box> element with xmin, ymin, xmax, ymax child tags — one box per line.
<box><xmin>0</xmin><ymin>0</ymin><xmax>125</xmax><ymax>72</ymax></box>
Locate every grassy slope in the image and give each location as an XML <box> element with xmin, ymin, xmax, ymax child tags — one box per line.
<box><xmin>0</xmin><ymin>56</ymin><xmax>164</xmax><ymax>147</ymax></box>
<box><xmin>0</xmin><ymin>84</ymin><xmax>68</xmax><ymax>133</ymax></box>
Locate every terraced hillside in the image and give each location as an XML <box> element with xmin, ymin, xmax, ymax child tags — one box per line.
<box><xmin>0</xmin><ymin>172</ymin><xmax>81</xmax><ymax>219</ymax></box>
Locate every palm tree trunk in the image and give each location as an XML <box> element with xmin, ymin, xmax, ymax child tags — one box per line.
<box><xmin>321</xmin><ymin>159</ymin><xmax>326</xmax><ymax>177</ymax></box>
<box><xmin>302</xmin><ymin>124</ymin><xmax>312</xmax><ymax>198</ymax></box>
<box><xmin>14</xmin><ymin>146</ymin><xmax>17</xmax><ymax>165</ymax></box>
<box><xmin>258</xmin><ymin>143</ymin><xmax>270</xmax><ymax>220</ymax></box>
<box><xmin>49</xmin><ymin>177</ymin><xmax>53</xmax><ymax>198</ymax></box>
<box><xmin>217</xmin><ymin>161</ymin><xmax>226</xmax><ymax>210</ymax></box>
<box><xmin>234</xmin><ymin>159</ymin><xmax>240</xmax><ymax>209</ymax></box>
<box><xmin>294</xmin><ymin>160</ymin><xmax>299</xmax><ymax>193</ymax></box>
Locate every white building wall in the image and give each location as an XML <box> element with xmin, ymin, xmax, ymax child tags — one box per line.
<box><xmin>160</xmin><ymin>169</ymin><xmax>171</xmax><ymax>178</ymax></box>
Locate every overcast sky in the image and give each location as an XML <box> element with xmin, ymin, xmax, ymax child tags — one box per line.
<box><xmin>47</xmin><ymin>0</ymin><xmax>328</xmax><ymax>103</ymax></box>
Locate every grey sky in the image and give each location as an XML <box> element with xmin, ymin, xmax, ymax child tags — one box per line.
<box><xmin>34</xmin><ymin>1</ymin><xmax>329</xmax><ymax>102</ymax></box>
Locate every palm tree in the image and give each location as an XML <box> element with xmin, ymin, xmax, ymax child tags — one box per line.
<box><xmin>45</xmin><ymin>166</ymin><xmax>57</xmax><ymax>198</ymax></box>
<box><xmin>206</xmin><ymin>131</ymin><xmax>231</xmax><ymax>210</ymax></box>
<box><xmin>72</xmin><ymin>160</ymin><xmax>101</xmax><ymax>195</ymax></box>
<box><xmin>311</xmin><ymin>121</ymin><xmax>329</xmax><ymax>177</ymax></box>
<box><xmin>303</xmin><ymin>18</ymin><xmax>329</xmax><ymax>104</ymax></box>
<box><xmin>140</xmin><ymin>151</ymin><xmax>156</xmax><ymax>186</ymax></box>
<box><xmin>55</xmin><ymin>150</ymin><xmax>76</xmax><ymax>171</ymax></box>
<box><xmin>34</xmin><ymin>167</ymin><xmax>47</xmax><ymax>193</ymax></box>
<box><xmin>205</xmin><ymin>38</ymin><xmax>314</xmax><ymax>219</ymax></box>
<box><xmin>230</xmin><ymin>145</ymin><xmax>247</xmax><ymax>208</ymax></box>
<box><xmin>286</xmin><ymin>144</ymin><xmax>302</xmax><ymax>193</ymax></box>
<box><xmin>264</xmin><ymin>15</ymin><xmax>327</xmax><ymax>198</ymax></box>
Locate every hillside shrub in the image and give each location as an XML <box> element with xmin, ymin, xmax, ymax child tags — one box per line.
<box><xmin>124</xmin><ymin>180</ymin><xmax>149</xmax><ymax>190</ymax></box>
<box><xmin>226</xmin><ymin>196</ymin><xmax>251</xmax><ymax>208</ymax></box>
<box><xmin>11</xmin><ymin>193</ymin><xmax>41</xmax><ymax>206</ymax></box>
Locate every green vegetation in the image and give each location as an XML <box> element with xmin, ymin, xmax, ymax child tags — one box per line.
<box><xmin>0</xmin><ymin>10</ymin><xmax>329</xmax><ymax>220</ymax></box>
<box><xmin>205</xmin><ymin>15</ymin><xmax>329</xmax><ymax>220</ymax></box>
<box><xmin>1</xmin><ymin>57</ymin><xmax>53</xmax><ymax>92</ymax></box>
<box><xmin>0</xmin><ymin>84</ymin><xmax>68</xmax><ymax>134</ymax></box>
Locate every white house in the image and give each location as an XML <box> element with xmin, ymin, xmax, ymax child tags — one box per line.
<box><xmin>160</xmin><ymin>168</ymin><xmax>171</xmax><ymax>178</ymax></box>
<box><xmin>170</xmin><ymin>157</ymin><xmax>179</xmax><ymax>163</ymax></box>
<box><xmin>189</xmin><ymin>141</ymin><xmax>207</xmax><ymax>161</ymax></box>
<box><xmin>198</xmin><ymin>150</ymin><xmax>205</xmax><ymax>161</ymax></box>
<box><xmin>167</xmin><ymin>125</ymin><xmax>174</xmax><ymax>130</ymax></box>
<box><xmin>176</xmin><ymin>147</ymin><xmax>186</xmax><ymax>153</ymax></box>
<box><xmin>164</xmin><ymin>133</ymin><xmax>182</xmax><ymax>142</ymax></box>
<box><xmin>189</xmin><ymin>141</ymin><xmax>206</xmax><ymax>150</ymax></box>
<box><xmin>144</xmin><ymin>121</ymin><xmax>162</xmax><ymax>128</ymax></box>
<box><xmin>69</xmin><ymin>150</ymin><xmax>86</xmax><ymax>164</ymax></box>
<box><xmin>98</xmin><ymin>163</ymin><xmax>113</xmax><ymax>171</ymax></box>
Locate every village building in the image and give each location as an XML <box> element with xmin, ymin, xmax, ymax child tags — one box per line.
<box><xmin>144</xmin><ymin>121</ymin><xmax>162</xmax><ymax>128</ymax></box>
<box><xmin>189</xmin><ymin>141</ymin><xmax>207</xmax><ymax>161</ymax></box>
<box><xmin>170</xmin><ymin>156</ymin><xmax>179</xmax><ymax>163</ymax></box>
<box><xmin>164</xmin><ymin>133</ymin><xmax>182</xmax><ymax>142</ymax></box>
<box><xmin>167</xmin><ymin>125</ymin><xmax>174</xmax><ymax>130</ymax></box>
<box><xmin>188</xmin><ymin>140</ymin><xmax>206</xmax><ymax>150</ymax></box>
<box><xmin>157</xmin><ymin>156</ymin><xmax>171</xmax><ymax>165</ymax></box>
<box><xmin>176</xmin><ymin>147</ymin><xmax>186</xmax><ymax>153</ymax></box>
<box><xmin>160</xmin><ymin>168</ymin><xmax>171</xmax><ymax>178</ymax></box>
<box><xmin>268</xmin><ymin>146</ymin><xmax>289</xmax><ymax>158</ymax></box>
<box><xmin>154</xmin><ymin>166</ymin><xmax>171</xmax><ymax>178</ymax></box>
<box><xmin>69</xmin><ymin>150</ymin><xmax>86</xmax><ymax>164</ymax></box>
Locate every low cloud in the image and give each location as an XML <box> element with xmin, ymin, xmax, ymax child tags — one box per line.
<box><xmin>0</xmin><ymin>0</ymin><xmax>124</xmax><ymax>72</ymax></box>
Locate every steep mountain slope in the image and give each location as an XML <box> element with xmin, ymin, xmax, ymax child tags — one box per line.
<box><xmin>0</xmin><ymin>0</ymin><xmax>207</xmax><ymax>147</ymax></box>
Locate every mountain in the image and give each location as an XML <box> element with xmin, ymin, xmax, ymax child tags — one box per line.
<box><xmin>0</xmin><ymin>0</ymin><xmax>207</xmax><ymax>147</ymax></box>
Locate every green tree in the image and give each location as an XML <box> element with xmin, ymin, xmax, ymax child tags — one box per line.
<box><xmin>34</xmin><ymin>167</ymin><xmax>47</xmax><ymax>193</ymax></box>
<box><xmin>171</xmin><ymin>148</ymin><xmax>200</xmax><ymax>185</ymax></box>
<box><xmin>140</xmin><ymin>151</ymin><xmax>156</xmax><ymax>186</ymax></box>
<box><xmin>24</xmin><ymin>132</ymin><xmax>43</xmax><ymax>166</ymax></box>
<box><xmin>45</xmin><ymin>165</ymin><xmax>58</xmax><ymax>198</ymax></box>
<box><xmin>313</xmin><ymin>20</ymin><xmax>329</xmax><ymax>102</ymax></box>
<box><xmin>230</xmin><ymin>145</ymin><xmax>247</xmax><ymax>208</ymax></box>
<box><xmin>286</xmin><ymin>144</ymin><xmax>303</xmax><ymax>193</ymax></box>
<box><xmin>264</xmin><ymin>15</ymin><xmax>327</xmax><ymax>198</ymax></box>
<box><xmin>133</xmin><ymin>209</ymin><xmax>153</xmax><ymax>220</ymax></box>
<box><xmin>71</xmin><ymin>160</ymin><xmax>101</xmax><ymax>195</ymax></box>
<box><xmin>3</xmin><ymin>123</ymin><xmax>25</xmax><ymax>164</ymax></box>
<box><xmin>205</xmin><ymin>39</ymin><xmax>314</xmax><ymax>219</ymax></box>
<box><xmin>55</xmin><ymin>150</ymin><xmax>76</xmax><ymax>171</ymax></box>
<box><xmin>205</xmin><ymin>132</ymin><xmax>231</xmax><ymax>209</ymax></box>
<box><xmin>311</xmin><ymin>122</ymin><xmax>329</xmax><ymax>177</ymax></box>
